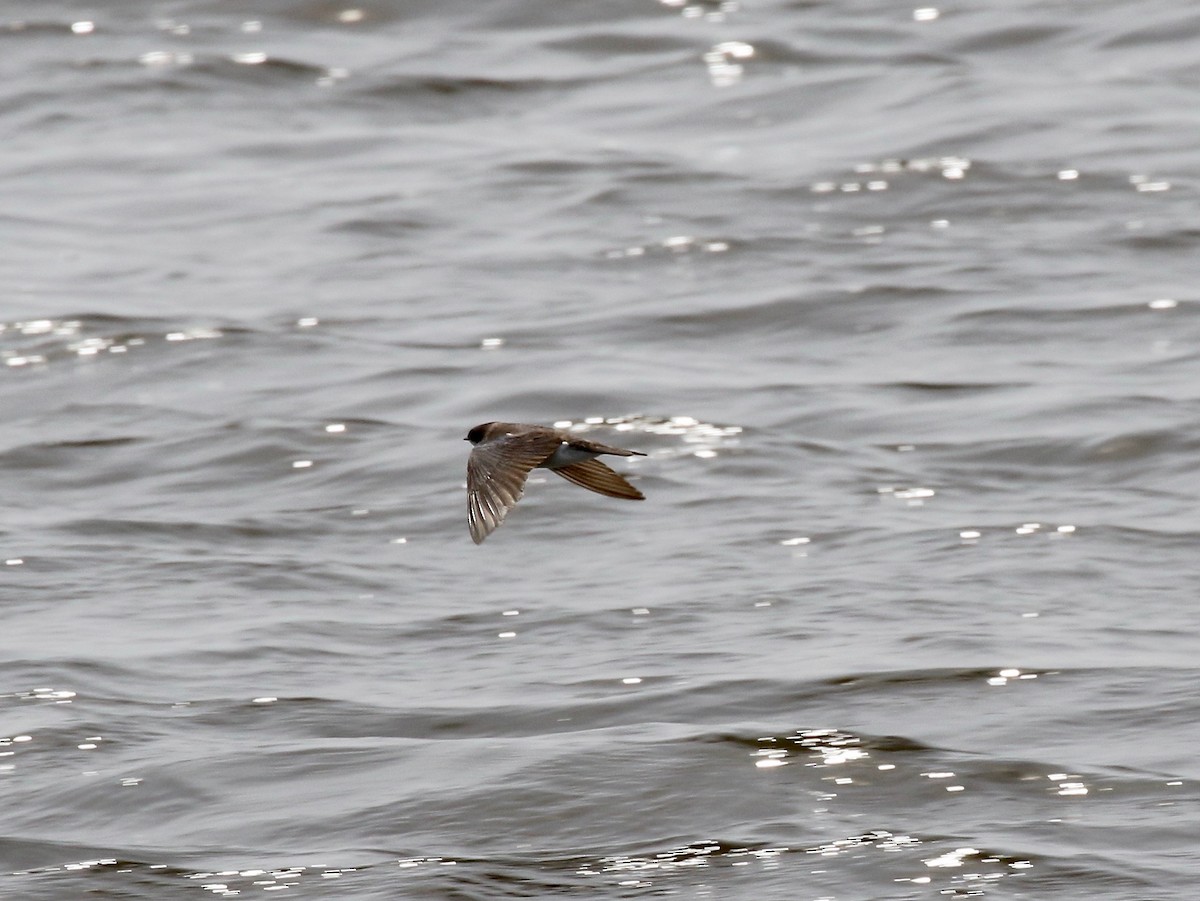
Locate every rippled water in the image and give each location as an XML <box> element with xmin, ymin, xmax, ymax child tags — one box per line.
<box><xmin>3</xmin><ymin>0</ymin><xmax>1200</xmax><ymax>898</ymax></box>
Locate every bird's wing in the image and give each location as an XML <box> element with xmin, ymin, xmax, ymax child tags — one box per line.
<box><xmin>552</xmin><ymin>458</ymin><xmax>644</xmax><ymax>500</ymax></box>
<box><xmin>467</xmin><ymin>432</ymin><xmax>562</xmax><ymax>543</ymax></box>
<box><xmin>565</xmin><ymin>436</ymin><xmax>646</xmax><ymax>457</ymax></box>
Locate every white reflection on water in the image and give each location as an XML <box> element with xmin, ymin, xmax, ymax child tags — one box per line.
<box><xmin>959</xmin><ymin>524</ymin><xmax>1077</xmax><ymax>544</ymax></box>
<box><xmin>661</xmin><ymin>0</ymin><xmax>740</xmax><ymax>23</ymax></box>
<box><xmin>1</xmin><ymin>687</ymin><xmax>75</xmax><ymax>703</ymax></box>
<box><xmin>603</xmin><ymin>236</ymin><xmax>731</xmax><ymax>258</ymax></box>
<box><xmin>187</xmin><ymin>863</ymin><xmax>362</xmax><ymax>896</ymax></box>
<box><xmin>1130</xmin><ymin>174</ymin><xmax>1171</xmax><ymax>192</ymax></box>
<box><xmin>753</xmin><ymin>729</ymin><xmax>869</xmax><ymax>770</ymax></box>
<box><xmin>139</xmin><ymin>50</ymin><xmax>194</xmax><ymax>67</ymax></box>
<box><xmin>815</xmin><ymin>156</ymin><xmax>971</xmax><ymax>194</ymax></box>
<box><xmin>703</xmin><ymin>41</ymin><xmax>754</xmax><ymax>87</ymax></box>
<box><xmin>1048</xmin><ymin>773</ymin><xmax>1089</xmax><ymax>796</ymax></box>
<box><xmin>924</xmin><ymin>846</ymin><xmax>980</xmax><ymax>868</ymax></box>
<box><xmin>878</xmin><ymin>485</ymin><xmax>935</xmax><ymax>506</ymax></box>
<box><xmin>554</xmin><ymin>414</ymin><xmax>742</xmax><ymax>461</ymax></box>
<box><xmin>987</xmin><ymin>668</ymin><xmax>1041</xmax><ymax>687</ymax></box>
<box><xmin>2</xmin><ymin>318</ymin><xmax>221</xmax><ymax>369</ymax></box>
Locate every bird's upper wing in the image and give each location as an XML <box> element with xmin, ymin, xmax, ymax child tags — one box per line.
<box><xmin>467</xmin><ymin>432</ymin><xmax>562</xmax><ymax>543</ymax></box>
<box><xmin>564</xmin><ymin>436</ymin><xmax>646</xmax><ymax>457</ymax></box>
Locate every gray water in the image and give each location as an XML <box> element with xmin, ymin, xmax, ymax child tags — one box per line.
<box><xmin>3</xmin><ymin>0</ymin><xmax>1199</xmax><ymax>898</ymax></box>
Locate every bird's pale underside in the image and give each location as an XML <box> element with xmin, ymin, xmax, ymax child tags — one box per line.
<box><xmin>465</xmin><ymin>422</ymin><xmax>645</xmax><ymax>543</ymax></box>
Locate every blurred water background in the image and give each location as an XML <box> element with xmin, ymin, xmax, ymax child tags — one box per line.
<box><xmin>3</xmin><ymin>0</ymin><xmax>1199</xmax><ymax>898</ymax></box>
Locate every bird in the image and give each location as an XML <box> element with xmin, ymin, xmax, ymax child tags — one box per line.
<box><xmin>465</xmin><ymin>421</ymin><xmax>646</xmax><ymax>543</ymax></box>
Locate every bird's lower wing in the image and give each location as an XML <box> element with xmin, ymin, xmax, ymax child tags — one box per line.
<box><xmin>468</xmin><ymin>471</ymin><xmax>521</xmax><ymax>544</ymax></box>
<box><xmin>552</xmin><ymin>459</ymin><xmax>644</xmax><ymax>500</ymax></box>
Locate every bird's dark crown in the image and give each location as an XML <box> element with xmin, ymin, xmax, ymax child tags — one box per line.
<box><xmin>465</xmin><ymin>423</ymin><xmax>493</xmax><ymax>444</ymax></box>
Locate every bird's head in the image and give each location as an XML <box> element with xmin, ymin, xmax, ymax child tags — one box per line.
<box><xmin>465</xmin><ymin>423</ymin><xmax>492</xmax><ymax>444</ymax></box>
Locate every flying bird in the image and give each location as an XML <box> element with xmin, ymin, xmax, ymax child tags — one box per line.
<box><xmin>465</xmin><ymin>422</ymin><xmax>646</xmax><ymax>543</ymax></box>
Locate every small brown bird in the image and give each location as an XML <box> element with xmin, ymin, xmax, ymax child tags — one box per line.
<box><xmin>465</xmin><ymin>422</ymin><xmax>646</xmax><ymax>543</ymax></box>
